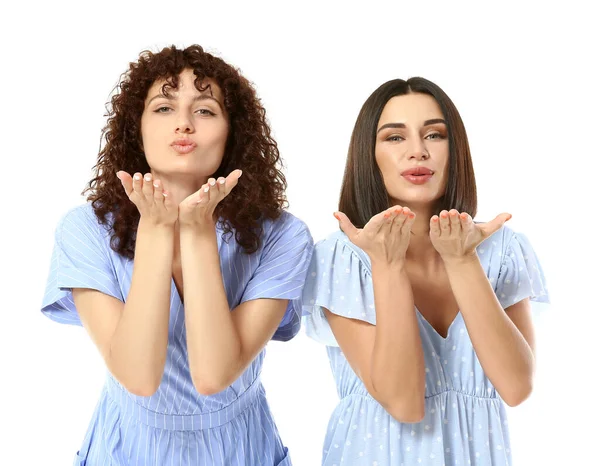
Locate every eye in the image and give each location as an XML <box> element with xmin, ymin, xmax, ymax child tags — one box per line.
<box><xmin>154</xmin><ymin>106</ymin><xmax>172</xmax><ymax>113</ymax></box>
<box><xmin>425</xmin><ymin>132</ymin><xmax>445</xmax><ymax>140</ymax></box>
<box><xmin>196</xmin><ymin>108</ymin><xmax>216</xmax><ymax>116</ymax></box>
<box><xmin>386</xmin><ymin>135</ymin><xmax>404</xmax><ymax>142</ymax></box>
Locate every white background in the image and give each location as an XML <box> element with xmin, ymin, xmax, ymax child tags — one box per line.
<box><xmin>1</xmin><ymin>1</ymin><xmax>598</xmax><ymax>465</ymax></box>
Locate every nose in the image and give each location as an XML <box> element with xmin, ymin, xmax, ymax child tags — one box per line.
<box><xmin>175</xmin><ymin>112</ymin><xmax>195</xmax><ymax>134</ymax></box>
<box><xmin>406</xmin><ymin>138</ymin><xmax>430</xmax><ymax>160</ymax></box>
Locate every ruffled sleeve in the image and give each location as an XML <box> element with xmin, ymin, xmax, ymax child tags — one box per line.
<box><xmin>495</xmin><ymin>230</ymin><xmax>549</xmax><ymax>309</ymax></box>
<box><xmin>301</xmin><ymin>233</ymin><xmax>375</xmax><ymax>346</ymax></box>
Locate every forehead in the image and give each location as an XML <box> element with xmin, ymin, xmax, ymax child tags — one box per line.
<box><xmin>146</xmin><ymin>69</ymin><xmax>223</xmax><ymax>101</ymax></box>
<box><xmin>379</xmin><ymin>93</ymin><xmax>443</xmax><ymax>124</ymax></box>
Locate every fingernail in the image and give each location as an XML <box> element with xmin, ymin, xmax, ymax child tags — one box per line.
<box><xmin>162</xmin><ymin>192</ymin><xmax>168</xmax><ymax>197</ymax></box>
<box><xmin>134</xmin><ymin>174</ymin><xmax>141</xmax><ymax>181</ymax></box>
<box><xmin>219</xmin><ymin>179</ymin><xmax>225</xmax><ymax>185</ymax></box>
<box><xmin>153</xmin><ymin>181</ymin><xmax>160</xmax><ymax>188</ymax></box>
<box><xmin>209</xmin><ymin>180</ymin><xmax>216</xmax><ymax>186</ymax></box>
<box><xmin>204</xmin><ymin>187</ymin><xmax>210</xmax><ymax>193</ymax></box>
<box><xmin>144</xmin><ymin>174</ymin><xmax>152</xmax><ymax>181</ymax></box>
<box><xmin>333</xmin><ymin>212</ymin><xmax>340</xmax><ymax>220</ymax></box>
<box><xmin>237</xmin><ymin>170</ymin><xmax>243</xmax><ymax>178</ymax></box>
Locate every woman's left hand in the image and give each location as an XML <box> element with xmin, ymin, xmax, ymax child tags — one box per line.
<box><xmin>178</xmin><ymin>169</ymin><xmax>243</xmax><ymax>230</ymax></box>
<box><xmin>430</xmin><ymin>209</ymin><xmax>512</xmax><ymax>261</ymax></box>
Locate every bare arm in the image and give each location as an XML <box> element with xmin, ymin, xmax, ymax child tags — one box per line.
<box><xmin>444</xmin><ymin>256</ymin><xmax>535</xmax><ymax>406</ymax></box>
<box><xmin>180</xmin><ymin>228</ymin><xmax>287</xmax><ymax>395</ymax></box>
<box><xmin>431</xmin><ymin>209</ymin><xmax>536</xmax><ymax>407</ymax></box>
<box><xmin>74</xmin><ymin>220</ymin><xmax>174</xmax><ymax>396</ymax></box>
<box><xmin>73</xmin><ymin>171</ymin><xmax>178</xmax><ymax>396</ymax></box>
<box><xmin>328</xmin><ymin>207</ymin><xmax>425</xmax><ymax>423</ymax></box>
<box><xmin>177</xmin><ymin>171</ymin><xmax>292</xmax><ymax>395</ymax></box>
<box><xmin>326</xmin><ymin>262</ymin><xmax>425</xmax><ymax>422</ymax></box>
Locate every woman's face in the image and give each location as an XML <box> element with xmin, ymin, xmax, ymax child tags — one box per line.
<box><xmin>375</xmin><ymin>92</ymin><xmax>450</xmax><ymax>209</ymax></box>
<box><xmin>140</xmin><ymin>68</ymin><xmax>229</xmax><ymax>180</ymax></box>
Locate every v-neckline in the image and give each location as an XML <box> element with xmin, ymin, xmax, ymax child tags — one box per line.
<box><xmin>415</xmin><ymin>307</ymin><xmax>461</xmax><ymax>341</ymax></box>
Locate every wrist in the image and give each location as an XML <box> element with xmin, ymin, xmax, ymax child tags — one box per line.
<box><xmin>370</xmin><ymin>258</ymin><xmax>407</xmax><ymax>274</ymax></box>
<box><xmin>441</xmin><ymin>252</ymin><xmax>479</xmax><ymax>268</ymax></box>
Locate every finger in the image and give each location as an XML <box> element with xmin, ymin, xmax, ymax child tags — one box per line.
<box><xmin>384</xmin><ymin>207</ymin><xmax>399</xmax><ymax>233</ymax></box>
<box><xmin>392</xmin><ymin>206</ymin><xmax>409</xmax><ymax>231</ymax></box>
<box><xmin>430</xmin><ymin>215</ymin><xmax>441</xmax><ymax>237</ymax></box>
<box><xmin>400</xmin><ymin>208</ymin><xmax>415</xmax><ymax>234</ymax></box>
<box><xmin>439</xmin><ymin>210</ymin><xmax>451</xmax><ymax>236</ymax></box>
<box><xmin>197</xmin><ymin>183</ymin><xmax>210</xmax><ymax>204</ymax></box>
<box><xmin>449</xmin><ymin>209</ymin><xmax>461</xmax><ymax>238</ymax></box>
<box><xmin>334</xmin><ymin>211</ymin><xmax>359</xmax><ymax>239</ymax></box>
<box><xmin>223</xmin><ymin>169</ymin><xmax>243</xmax><ymax>196</ymax></box>
<box><xmin>206</xmin><ymin>177</ymin><xmax>218</xmax><ymax>203</ymax></box>
<box><xmin>132</xmin><ymin>173</ymin><xmax>143</xmax><ymax>199</ymax></box>
<box><xmin>460</xmin><ymin>212</ymin><xmax>472</xmax><ymax>230</ymax></box>
<box><xmin>142</xmin><ymin>173</ymin><xmax>154</xmax><ymax>199</ymax></box>
<box><xmin>480</xmin><ymin>212</ymin><xmax>512</xmax><ymax>237</ymax></box>
<box><xmin>152</xmin><ymin>179</ymin><xmax>167</xmax><ymax>203</ymax></box>
<box><xmin>216</xmin><ymin>177</ymin><xmax>226</xmax><ymax>198</ymax></box>
<box><xmin>117</xmin><ymin>171</ymin><xmax>133</xmax><ymax>197</ymax></box>
<box><xmin>364</xmin><ymin>210</ymin><xmax>389</xmax><ymax>236</ymax></box>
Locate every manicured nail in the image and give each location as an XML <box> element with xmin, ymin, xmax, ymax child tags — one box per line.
<box><xmin>134</xmin><ymin>174</ymin><xmax>141</xmax><ymax>180</ymax></box>
<box><xmin>237</xmin><ymin>170</ymin><xmax>243</xmax><ymax>178</ymax></box>
<box><xmin>209</xmin><ymin>180</ymin><xmax>216</xmax><ymax>186</ymax></box>
<box><xmin>153</xmin><ymin>181</ymin><xmax>160</xmax><ymax>188</ymax></box>
<box><xmin>144</xmin><ymin>174</ymin><xmax>152</xmax><ymax>181</ymax></box>
<box><xmin>219</xmin><ymin>179</ymin><xmax>225</xmax><ymax>185</ymax></box>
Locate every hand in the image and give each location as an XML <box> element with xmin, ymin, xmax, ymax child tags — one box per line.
<box><xmin>178</xmin><ymin>169</ymin><xmax>243</xmax><ymax>230</ymax></box>
<box><xmin>430</xmin><ymin>209</ymin><xmax>511</xmax><ymax>261</ymax></box>
<box><xmin>334</xmin><ymin>206</ymin><xmax>415</xmax><ymax>266</ymax></box>
<box><xmin>116</xmin><ymin>171</ymin><xmax>178</xmax><ymax>226</ymax></box>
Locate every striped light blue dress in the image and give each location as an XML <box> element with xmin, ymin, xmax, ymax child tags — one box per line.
<box><xmin>42</xmin><ymin>203</ymin><xmax>314</xmax><ymax>466</ymax></box>
<box><xmin>302</xmin><ymin>225</ymin><xmax>548</xmax><ymax>466</ymax></box>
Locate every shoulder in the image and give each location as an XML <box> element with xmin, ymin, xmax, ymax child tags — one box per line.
<box><xmin>56</xmin><ymin>202</ymin><xmax>112</xmax><ymax>246</ymax></box>
<box><xmin>261</xmin><ymin>211</ymin><xmax>313</xmax><ymax>244</ymax></box>
<box><xmin>476</xmin><ymin>223</ymin><xmax>519</xmax><ymax>257</ymax></box>
<box><xmin>312</xmin><ymin>230</ymin><xmax>371</xmax><ymax>272</ymax></box>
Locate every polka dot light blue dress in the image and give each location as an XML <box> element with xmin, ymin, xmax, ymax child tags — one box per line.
<box><xmin>42</xmin><ymin>203</ymin><xmax>314</xmax><ymax>466</ymax></box>
<box><xmin>302</xmin><ymin>225</ymin><xmax>548</xmax><ymax>466</ymax></box>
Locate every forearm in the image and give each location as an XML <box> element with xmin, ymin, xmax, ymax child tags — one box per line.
<box><xmin>444</xmin><ymin>255</ymin><xmax>534</xmax><ymax>404</ymax></box>
<box><xmin>108</xmin><ymin>220</ymin><xmax>174</xmax><ymax>394</ymax></box>
<box><xmin>370</xmin><ymin>262</ymin><xmax>425</xmax><ymax>416</ymax></box>
<box><xmin>180</xmin><ymin>227</ymin><xmax>241</xmax><ymax>394</ymax></box>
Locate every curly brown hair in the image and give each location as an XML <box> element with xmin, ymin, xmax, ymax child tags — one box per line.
<box><xmin>84</xmin><ymin>44</ymin><xmax>287</xmax><ymax>258</ymax></box>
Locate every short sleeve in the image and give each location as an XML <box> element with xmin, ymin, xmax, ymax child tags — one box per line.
<box><xmin>41</xmin><ymin>205</ymin><xmax>123</xmax><ymax>326</ymax></box>
<box><xmin>495</xmin><ymin>231</ymin><xmax>549</xmax><ymax>310</ymax></box>
<box><xmin>240</xmin><ymin>213</ymin><xmax>314</xmax><ymax>342</ymax></box>
<box><xmin>301</xmin><ymin>234</ymin><xmax>375</xmax><ymax>347</ymax></box>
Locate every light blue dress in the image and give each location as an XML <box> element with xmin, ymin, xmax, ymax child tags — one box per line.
<box><xmin>42</xmin><ymin>203</ymin><xmax>314</xmax><ymax>466</ymax></box>
<box><xmin>301</xmin><ymin>226</ymin><xmax>548</xmax><ymax>466</ymax></box>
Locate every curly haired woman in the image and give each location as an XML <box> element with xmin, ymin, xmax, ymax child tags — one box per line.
<box><xmin>41</xmin><ymin>44</ymin><xmax>314</xmax><ymax>466</ymax></box>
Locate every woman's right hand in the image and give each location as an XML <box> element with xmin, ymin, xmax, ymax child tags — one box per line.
<box><xmin>116</xmin><ymin>171</ymin><xmax>178</xmax><ymax>227</ymax></box>
<box><xmin>334</xmin><ymin>206</ymin><xmax>415</xmax><ymax>266</ymax></box>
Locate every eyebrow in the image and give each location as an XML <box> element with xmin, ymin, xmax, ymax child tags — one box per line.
<box><xmin>377</xmin><ymin>118</ymin><xmax>447</xmax><ymax>133</ymax></box>
<box><xmin>147</xmin><ymin>92</ymin><xmax>223</xmax><ymax>111</ymax></box>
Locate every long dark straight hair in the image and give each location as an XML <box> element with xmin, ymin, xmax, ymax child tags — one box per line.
<box><xmin>339</xmin><ymin>78</ymin><xmax>477</xmax><ymax>227</ymax></box>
